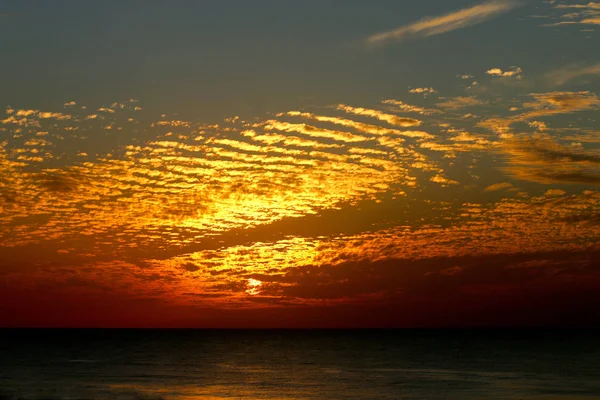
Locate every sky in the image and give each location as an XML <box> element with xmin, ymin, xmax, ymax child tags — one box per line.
<box><xmin>0</xmin><ymin>0</ymin><xmax>599</xmax><ymax>328</ymax></box>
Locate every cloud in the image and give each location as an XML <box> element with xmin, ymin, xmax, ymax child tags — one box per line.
<box><xmin>484</xmin><ymin>182</ymin><xmax>514</xmax><ymax>192</ymax></box>
<box><xmin>36</xmin><ymin>172</ymin><xmax>80</xmax><ymax>193</ymax></box>
<box><xmin>15</xmin><ymin>109</ymin><xmax>36</xmax><ymax>117</ymax></box>
<box><xmin>499</xmin><ymin>135</ymin><xmax>600</xmax><ymax>185</ymax></box>
<box><xmin>38</xmin><ymin>111</ymin><xmax>71</xmax><ymax>120</ymax></box>
<box><xmin>544</xmin><ymin>189</ymin><xmax>566</xmax><ymax>197</ymax></box>
<box><xmin>0</xmin><ymin>99</ymin><xmax>443</xmax><ymax>256</ymax></box>
<box><xmin>506</xmin><ymin>136</ymin><xmax>600</xmax><ymax>165</ymax></box>
<box><xmin>3</xmin><ymin>96</ymin><xmax>600</xmax><ymax>321</ymax></box>
<box><xmin>152</xmin><ymin>119</ymin><xmax>191</xmax><ymax>128</ymax></box>
<box><xmin>438</xmin><ymin>96</ymin><xmax>487</xmax><ymax>110</ymax></box>
<box><xmin>509</xmin><ymin>169</ymin><xmax>600</xmax><ymax>185</ymax></box>
<box><xmin>97</xmin><ymin>107</ymin><xmax>115</xmax><ymax>113</ymax></box>
<box><xmin>562</xmin><ymin>129</ymin><xmax>600</xmax><ymax>143</ymax></box>
<box><xmin>430</xmin><ymin>175</ymin><xmax>459</xmax><ymax>186</ymax></box>
<box><xmin>409</xmin><ymin>87</ymin><xmax>437</xmax><ymax>95</ymax></box>
<box><xmin>528</xmin><ymin>121</ymin><xmax>548</xmax><ymax>132</ymax></box>
<box><xmin>282</xmin><ymin>111</ymin><xmax>433</xmax><ymax>139</ymax></box>
<box><xmin>547</xmin><ymin>2</ymin><xmax>600</xmax><ymax>26</ymax></box>
<box><xmin>262</xmin><ymin>120</ymin><xmax>370</xmax><ymax>143</ymax></box>
<box><xmin>479</xmin><ymin>91</ymin><xmax>600</xmax><ymax>133</ymax></box>
<box><xmin>366</xmin><ymin>0</ymin><xmax>519</xmax><ymax>45</ymax></box>
<box><xmin>381</xmin><ymin>99</ymin><xmax>435</xmax><ymax>115</ymax></box>
<box><xmin>546</xmin><ymin>62</ymin><xmax>600</xmax><ymax>85</ymax></box>
<box><xmin>2</xmin><ymin>109</ymin><xmax>71</xmax><ymax>122</ymax></box>
<box><xmin>336</xmin><ymin>104</ymin><xmax>422</xmax><ymax>127</ymax></box>
<box><xmin>522</xmin><ymin>91</ymin><xmax>600</xmax><ymax>116</ymax></box>
<box><xmin>144</xmin><ymin>184</ymin><xmax>600</xmax><ymax>309</ymax></box>
<box><xmin>274</xmin><ymin>249</ymin><xmax>600</xmax><ymax>306</ymax></box>
<box><xmin>419</xmin><ymin>137</ymin><xmax>491</xmax><ymax>156</ymax></box>
<box><xmin>487</xmin><ymin>66</ymin><xmax>523</xmax><ymax>78</ymax></box>
<box><xmin>182</xmin><ymin>263</ymin><xmax>199</xmax><ymax>272</ymax></box>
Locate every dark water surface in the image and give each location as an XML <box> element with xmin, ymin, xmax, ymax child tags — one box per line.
<box><xmin>0</xmin><ymin>329</ymin><xmax>599</xmax><ymax>399</ymax></box>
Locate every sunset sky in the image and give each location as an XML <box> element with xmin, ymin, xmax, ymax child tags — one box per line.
<box><xmin>1</xmin><ymin>0</ymin><xmax>599</xmax><ymax>328</ymax></box>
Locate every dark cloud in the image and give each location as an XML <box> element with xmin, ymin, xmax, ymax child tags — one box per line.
<box><xmin>512</xmin><ymin>169</ymin><xmax>600</xmax><ymax>185</ymax></box>
<box><xmin>37</xmin><ymin>173</ymin><xmax>79</xmax><ymax>193</ymax></box>
<box><xmin>559</xmin><ymin>212</ymin><xmax>600</xmax><ymax>225</ymax></box>
<box><xmin>261</xmin><ymin>250</ymin><xmax>600</xmax><ymax>304</ymax></box>
<box><xmin>500</xmin><ymin>136</ymin><xmax>600</xmax><ymax>185</ymax></box>
<box><xmin>523</xmin><ymin>91</ymin><xmax>600</xmax><ymax>114</ymax></box>
<box><xmin>182</xmin><ymin>263</ymin><xmax>200</xmax><ymax>272</ymax></box>
<box><xmin>2</xmin><ymin>248</ymin><xmax>599</xmax><ymax>327</ymax></box>
<box><xmin>182</xmin><ymin>292</ymin><xmax>229</xmax><ymax>298</ymax></box>
<box><xmin>526</xmin><ymin>143</ymin><xmax>600</xmax><ymax>164</ymax></box>
<box><xmin>0</xmin><ymin>189</ymin><xmax>17</xmax><ymax>204</ymax></box>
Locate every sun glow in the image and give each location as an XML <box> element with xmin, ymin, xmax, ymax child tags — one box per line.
<box><xmin>246</xmin><ymin>279</ymin><xmax>263</xmax><ymax>296</ymax></box>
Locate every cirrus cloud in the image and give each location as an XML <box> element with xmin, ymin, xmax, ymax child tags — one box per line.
<box><xmin>366</xmin><ymin>0</ymin><xmax>520</xmax><ymax>46</ymax></box>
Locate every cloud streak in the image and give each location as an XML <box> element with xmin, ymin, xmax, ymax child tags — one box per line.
<box><xmin>546</xmin><ymin>63</ymin><xmax>600</xmax><ymax>85</ymax></box>
<box><xmin>546</xmin><ymin>2</ymin><xmax>600</xmax><ymax>26</ymax></box>
<box><xmin>366</xmin><ymin>0</ymin><xmax>519</xmax><ymax>45</ymax></box>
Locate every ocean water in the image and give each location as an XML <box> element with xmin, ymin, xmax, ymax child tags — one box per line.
<box><xmin>0</xmin><ymin>329</ymin><xmax>599</xmax><ymax>400</ymax></box>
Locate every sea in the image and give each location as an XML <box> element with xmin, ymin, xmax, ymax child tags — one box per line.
<box><xmin>1</xmin><ymin>329</ymin><xmax>599</xmax><ymax>400</ymax></box>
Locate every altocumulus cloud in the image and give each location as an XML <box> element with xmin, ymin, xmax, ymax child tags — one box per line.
<box><xmin>366</xmin><ymin>0</ymin><xmax>520</xmax><ymax>46</ymax></box>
